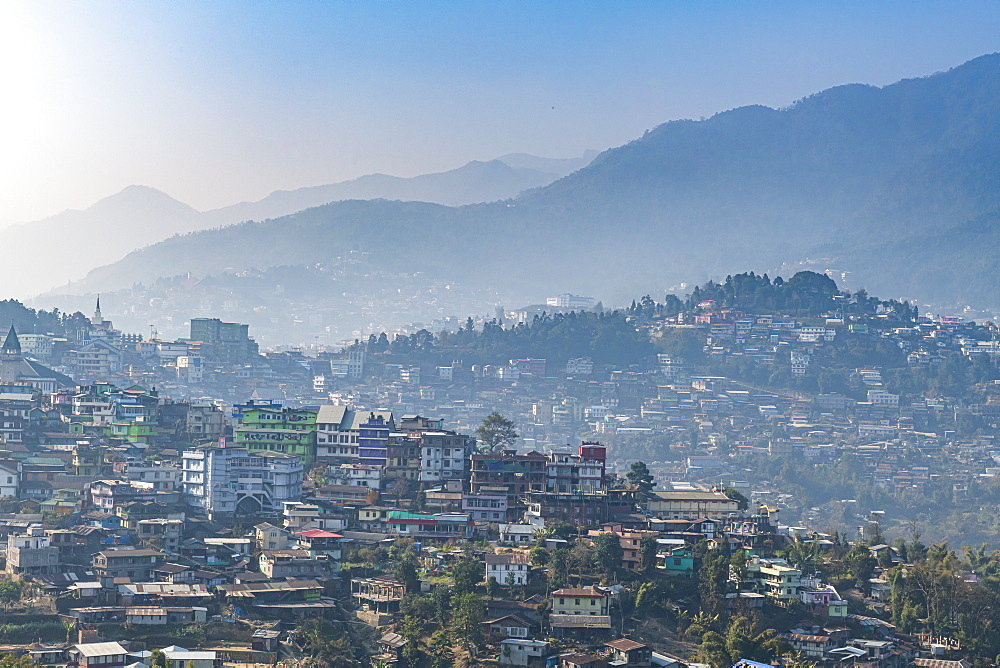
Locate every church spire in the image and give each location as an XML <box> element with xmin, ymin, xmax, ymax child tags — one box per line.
<box><xmin>2</xmin><ymin>325</ymin><xmax>21</xmax><ymax>357</ymax></box>
<box><xmin>94</xmin><ymin>294</ymin><xmax>102</xmax><ymax>321</ymax></box>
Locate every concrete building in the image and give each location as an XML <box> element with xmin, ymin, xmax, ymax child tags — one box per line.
<box><xmin>181</xmin><ymin>445</ymin><xmax>303</xmax><ymax>520</ymax></box>
<box><xmin>6</xmin><ymin>527</ymin><xmax>60</xmax><ymax>577</ymax></box>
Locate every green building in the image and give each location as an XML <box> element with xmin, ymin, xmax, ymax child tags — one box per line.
<box><xmin>235</xmin><ymin>401</ymin><xmax>318</xmax><ymax>468</ymax></box>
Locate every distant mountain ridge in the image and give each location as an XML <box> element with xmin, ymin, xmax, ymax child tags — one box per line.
<box><xmin>58</xmin><ymin>54</ymin><xmax>1000</xmax><ymax>309</ymax></box>
<box><xmin>3</xmin><ymin>152</ymin><xmax>595</xmax><ymax>298</ymax></box>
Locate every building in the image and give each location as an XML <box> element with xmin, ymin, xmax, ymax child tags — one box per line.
<box><xmin>92</xmin><ymin>548</ymin><xmax>163</xmax><ymax>582</ymax></box>
<box><xmin>6</xmin><ymin>527</ymin><xmax>60</xmax><ymax>577</ymax></box>
<box><xmin>647</xmin><ymin>490</ymin><xmax>740</xmax><ymax>520</ymax></box>
<box><xmin>386</xmin><ymin>511</ymin><xmax>475</xmax><ymax>540</ymax></box>
<box><xmin>500</xmin><ymin>639</ymin><xmax>550</xmax><ymax>667</ymax></box>
<box><xmin>0</xmin><ymin>326</ymin><xmax>74</xmax><ymax>393</ymax></box>
<box><xmin>0</xmin><ymin>458</ymin><xmax>20</xmax><ymax>498</ymax></box>
<box><xmin>604</xmin><ymin>639</ymin><xmax>652</xmax><ymax>667</ymax></box>
<box><xmin>358</xmin><ymin>413</ymin><xmax>391</xmax><ymax>467</ymax></box>
<box><xmin>546</xmin><ymin>443</ymin><xmax>607</xmax><ymax>493</ymax></box>
<box><xmin>551</xmin><ymin>587</ymin><xmax>610</xmax><ymax>616</ymax></box>
<box><xmin>418</xmin><ymin>430</ymin><xmax>473</xmax><ymax>483</ymax></box>
<box><xmin>234</xmin><ymin>399</ymin><xmax>318</xmax><ymax>468</ymax></box>
<box><xmin>186</xmin><ymin>402</ymin><xmax>227</xmax><ymax>439</ymax></box>
<box><xmin>486</xmin><ymin>552</ymin><xmax>531</xmax><ymax>586</ymax></box>
<box><xmin>189</xmin><ymin>318</ymin><xmax>258</xmax><ymax>365</ymax></box>
<box><xmin>70</xmin><ymin>642</ymin><xmax>130</xmax><ymax>668</ymax></box>
<box><xmin>181</xmin><ymin>445</ymin><xmax>303</xmax><ymax>520</ymax></box>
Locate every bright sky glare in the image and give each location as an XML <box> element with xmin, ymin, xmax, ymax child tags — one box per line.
<box><xmin>1</xmin><ymin>1</ymin><xmax>997</xmax><ymax>221</ymax></box>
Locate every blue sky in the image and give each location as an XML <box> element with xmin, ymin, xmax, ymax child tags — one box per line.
<box><xmin>1</xmin><ymin>1</ymin><xmax>997</xmax><ymax>220</ymax></box>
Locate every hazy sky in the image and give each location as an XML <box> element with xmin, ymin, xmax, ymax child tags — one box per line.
<box><xmin>1</xmin><ymin>1</ymin><xmax>997</xmax><ymax>222</ymax></box>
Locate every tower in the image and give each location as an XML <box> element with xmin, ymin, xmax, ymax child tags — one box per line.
<box><xmin>2</xmin><ymin>326</ymin><xmax>21</xmax><ymax>361</ymax></box>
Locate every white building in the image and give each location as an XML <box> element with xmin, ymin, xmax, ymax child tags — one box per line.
<box><xmin>867</xmin><ymin>390</ymin><xmax>899</xmax><ymax>407</ymax></box>
<box><xmin>315</xmin><ymin>405</ymin><xmax>394</xmax><ymax>463</ymax></box>
<box><xmin>419</xmin><ymin>431</ymin><xmax>472</xmax><ymax>483</ymax></box>
<box><xmin>335</xmin><ymin>463</ymin><xmax>383</xmax><ymax>489</ymax></box>
<box><xmin>125</xmin><ymin>463</ymin><xmax>180</xmax><ymax>491</ymax></box>
<box><xmin>181</xmin><ymin>446</ymin><xmax>303</xmax><ymax>520</ymax></box>
<box><xmin>0</xmin><ymin>459</ymin><xmax>19</xmax><ymax>498</ymax></box>
<box><xmin>485</xmin><ymin>552</ymin><xmax>530</xmax><ymax>586</ymax></box>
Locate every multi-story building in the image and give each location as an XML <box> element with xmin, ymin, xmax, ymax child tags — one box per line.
<box><xmin>315</xmin><ymin>406</ymin><xmax>394</xmax><ymax>464</ymax></box>
<box><xmin>470</xmin><ymin>450</ymin><xmax>548</xmax><ymax>499</ymax></box>
<box><xmin>419</xmin><ymin>430</ymin><xmax>473</xmax><ymax>483</ymax></box>
<box><xmin>186</xmin><ymin>402</ymin><xmax>227</xmax><ymax>439</ymax></box>
<box><xmin>92</xmin><ymin>547</ymin><xmax>163</xmax><ymax>582</ymax></box>
<box><xmin>386</xmin><ymin>511</ymin><xmax>475</xmax><ymax>540</ymax></box>
<box><xmin>386</xmin><ymin>433</ymin><xmax>422</xmax><ymax>484</ymax></box>
<box><xmin>6</xmin><ymin>528</ymin><xmax>60</xmax><ymax>577</ymax></box>
<box><xmin>0</xmin><ymin>385</ymin><xmax>35</xmax><ymax>444</ymax></box>
<box><xmin>358</xmin><ymin>413</ymin><xmax>391</xmax><ymax>467</ymax></box>
<box><xmin>551</xmin><ymin>587</ymin><xmax>610</xmax><ymax>616</ymax></box>
<box><xmin>0</xmin><ymin>458</ymin><xmax>20</xmax><ymax>498</ymax></box>
<box><xmin>647</xmin><ymin>490</ymin><xmax>740</xmax><ymax>520</ymax></box>
<box><xmin>188</xmin><ymin>318</ymin><xmax>259</xmax><ymax>365</ymax></box>
<box><xmin>233</xmin><ymin>399</ymin><xmax>318</xmax><ymax>468</ymax></box>
<box><xmin>485</xmin><ymin>553</ymin><xmax>530</xmax><ymax>586</ymax></box>
<box><xmin>258</xmin><ymin>549</ymin><xmax>330</xmax><ymax>579</ymax></box>
<box><xmin>463</xmin><ymin>491</ymin><xmax>508</xmax><ymax>523</ymax></box>
<box><xmin>124</xmin><ymin>462</ymin><xmax>179</xmax><ymax>491</ymax></box>
<box><xmin>746</xmin><ymin>557</ymin><xmax>802</xmax><ymax>602</ymax></box>
<box><xmin>181</xmin><ymin>445</ymin><xmax>303</xmax><ymax>520</ymax></box>
<box><xmin>587</xmin><ymin>524</ymin><xmax>659</xmax><ymax>571</ymax></box>
<box><xmin>546</xmin><ymin>443</ymin><xmax>606</xmax><ymax>493</ymax></box>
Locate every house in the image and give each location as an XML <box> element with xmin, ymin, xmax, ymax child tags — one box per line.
<box><xmin>786</xmin><ymin>634</ymin><xmax>836</xmax><ymax>659</ymax></box>
<box><xmin>551</xmin><ymin>587</ymin><xmax>610</xmax><ymax>616</ymax></box>
<box><xmin>71</xmin><ymin>642</ymin><xmax>131</xmax><ymax>668</ymax></box>
<box><xmin>254</xmin><ymin>522</ymin><xmax>292</xmax><ymax>551</ymax></box>
<box><xmin>161</xmin><ymin>646</ymin><xmax>216</xmax><ymax>668</ymax></box>
<box><xmin>258</xmin><ymin>550</ymin><xmax>330</xmax><ymax>579</ymax></box>
<box><xmin>92</xmin><ymin>548</ymin><xmax>163</xmax><ymax>583</ymax></box>
<box><xmin>486</xmin><ymin>552</ymin><xmax>531</xmax><ymax>586</ymax></box>
<box><xmin>500</xmin><ymin>639</ymin><xmax>550</xmax><ymax>667</ymax></box>
<box><xmin>483</xmin><ymin>614</ymin><xmax>535</xmax><ymax>640</ymax></box>
<box><xmin>604</xmin><ymin>639</ymin><xmax>652</xmax><ymax>667</ymax></box>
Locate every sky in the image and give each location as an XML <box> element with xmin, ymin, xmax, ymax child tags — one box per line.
<box><xmin>1</xmin><ymin>1</ymin><xmax>998</xmax><ymax>222</ymax></box>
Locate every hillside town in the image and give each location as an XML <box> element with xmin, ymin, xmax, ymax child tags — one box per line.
<box><xmin>1</xmin><ymin>279</ymin><xmax>1000</xmax><ymax>667</ymax></box>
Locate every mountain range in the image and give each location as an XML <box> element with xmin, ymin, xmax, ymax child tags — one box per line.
<box><xmin>36</xmin><ymin>54</ymin><xmax>1000</xmax><ymax>313</ymax></box>
<box><xmin>4</xmin><ymin>152</ymin><xmax>594</xmax><ymax>298</ymax></box>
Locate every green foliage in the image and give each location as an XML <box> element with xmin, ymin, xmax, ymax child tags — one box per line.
<box><xmin>150</xmin><ymin>650</ymin><xmax>167</xmax><ymax>668</ymax></box>
<box><xmin>451</xmin><ymin>593</ymin><xmax>484</xmax><ymax>651</ymax></box>
<box><xmin>0</xmin><ymin>653</ymin><xmax>37</xmax><ymax>668</ymax></box>
<box><xmin>591</xmin><ymin>532</ymin><xmax>624</xmax><ymax>581</ymax></box>
<box><xmin>427</xmin><ymin>628</ymin><xmax>454</xmax><ymax>668</ymax></box>
<box><xmin>698</xmin><ymin>548</ymin><xmax>730</xmax><ymax>619</ymax></box>
<box><xmin>627</xmin><ymin>461</ymin><xmax>655</xmax><ymax>503</ymax></box>
<box><xmin>722</xmin><ymin>488</ymin><xmax>750</xmax><ymax>511</ymax></box>
<box><xmin>393</xmin><ymin>549</ymin><xmax>420</xmax><ymax>593</ymax></box>
<box><xmin>376</xmin><ymin>309</ymin><xmax>655</xmax><ymax>367</ymax></box>
<box><xmin>548</xmin><ymin>549</ymin><xmax>569</xmax><ymax>590</ymax></box>
<box><xmin>529</xmin><ymin>545</ymin><xmax>550</xmax><ymax>567</ymax></box>
<box><xmin>451</xmin><ymin>556</ymin><xmax>481</xmax><ymax>594</ymax></box>
<box><xmin>638</xmin><ymin>535</ymin><xmax>658</xmax><ymax>575</ymax></box>
<box><xmin>475</xmin><ymin>411</ymin><xmax>518</xmax><ymax>452</ymax></box>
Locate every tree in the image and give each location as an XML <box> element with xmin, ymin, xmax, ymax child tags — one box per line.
<box><xmin>394</xmin><ymin>550</ymin><xmax>420</xmax><ymax>593</ymax></box>
<box><xmin>452</xmin><ymin>556</ymin><xmax>481</xmax><ymax>594</ymax></box>
<box><xmin>475</xmin><ymin>412</ymin><xmax>518</xmax><ymax>452</ymax></box>
<box><xmin>150</xmin><ymin>650</ymin><xmax>167</xmax><ymax>668</ymax></box>
<box><xmin>529</xmin><ymin>545</ymin><xmax>550</xmax><ymax>567</ymax></box>
<box><xmin>548</xmin><ymin>548</ymin><xmax>569</xmax><ymax>589</ymax></box>
<box><xmin>592</xmin><ymin>532</ymin><xmax>624</xmax><ymax>582</ymax></box>
<box><xmin>427</xmin><ymin>628</ymin><xmax>454</xmax><ymax>668</ymax></box>
<box><xmin>845</xmin><ymin>545</ymin><xmax>877</xmax><ymax>593</ymax></box>
<box><xmin>451</xmin><ymin>593</ymin><xmax>484</xmax><ymax>653</ymax></box>
<box><xmin>485</xmin><ymin>576</ymin><xmax>498</xmax><ymax>599</ymax></box>
<box><xmin>627</xmin><ymin>461</ymin><xmax>655</xmax><ymax>503</ymax></box>
<box><xmin>722</xmin><ymin>488</ymin><xmax>750</xmax><ymax>511</ymax></box>
<box><xmin>638</xmin><ymin>535</ymin><xmax>658</xmax><ymax>574</ymax></box>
